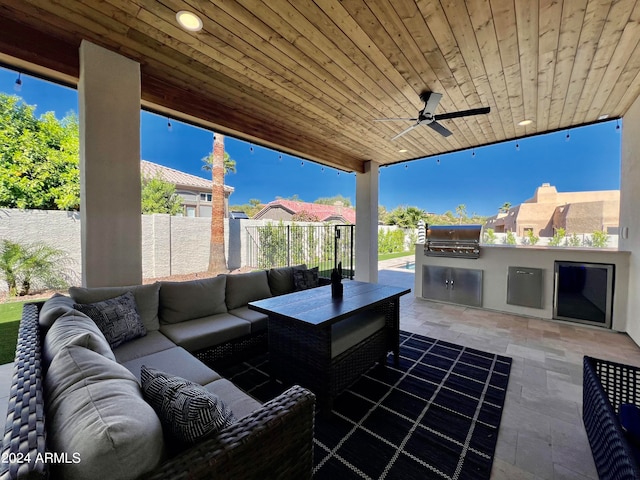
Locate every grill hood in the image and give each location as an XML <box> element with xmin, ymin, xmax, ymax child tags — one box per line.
<box><xmin>424</xmin><ymin>224</ymin><xmax>482</xmax><ymax>259</ymax></box>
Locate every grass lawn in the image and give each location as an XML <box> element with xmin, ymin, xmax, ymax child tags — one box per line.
<box><xmin>378</xmin><ymin>251</ymin><xmax>413</xmax><ymax>261</ymax></box>
<box><xmin>0</xmin><ymin>300</ymin><xmax>29</xmax><ymax>365</ymax></box>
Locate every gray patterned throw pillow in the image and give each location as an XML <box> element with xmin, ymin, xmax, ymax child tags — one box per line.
<box><xmin>293</xmin><ymin>266</ymin><xmax>319</xmax><ymax>291</ymax></box>
<box><xmin>74</xmin><ymin>291</ymin><xmax>146</xmax><ymax>349</ymax></box>
<box><xmin>140</xmin><ymin>366</ymin><xmax>236</xmax><ymax>446</ymax></box>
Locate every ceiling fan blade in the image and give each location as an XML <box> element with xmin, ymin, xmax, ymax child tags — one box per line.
<box><xmin>421</xmin><ymin>92</ymin><xmax>443</xmax><ymax>114</ymax></box>
<box><xmin>435</xmin><ymin>106</ymin><xmax>490</xmax><ymax>121</ymax></box>
<box><xmin>373</xmin><ymin>117</ymin><xmax>418</xmax><ymax>122</ymax></box>
<box><xmin>391</xmin><ymin>123</ymin><xmax>420</xmax><ymax>141</ymax></box>
<box><xmin>428</xmin><ymin>121</ymin><xmax>453</xmax><ymax>137</ymax></box>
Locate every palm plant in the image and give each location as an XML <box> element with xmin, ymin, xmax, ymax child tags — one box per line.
<box><xmin>0</xmin><ymin>240</ymin><xmax>69</xmax><ymax>296</ymax></box>
<box><xmin>0</xmin><ymin>240</ymin><xmax>22</xmax><ymax>296</ymax></box>
<box><xmin>202</xmin><ymin>133</ymin><xmax>237</xmax><ymax>274</ymax></box>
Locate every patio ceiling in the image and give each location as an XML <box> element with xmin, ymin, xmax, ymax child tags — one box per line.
<box><xmin>0</xmin><ymin>1</ymin><xmax>639</xmax><ymax>173</ymax></box>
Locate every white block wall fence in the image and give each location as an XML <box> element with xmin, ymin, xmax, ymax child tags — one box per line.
<box><xmin>0</xmin><ymin>209</ymin><xmax>411</xmax><ymax>292</ymax></box>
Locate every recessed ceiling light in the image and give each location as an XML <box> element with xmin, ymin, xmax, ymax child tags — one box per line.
<box><xmin>176</xmin><ymin>11</ymin><xmax>203</xmax><ymax>32</ymax></box>
<box><xmin>398</xmin><ymin>149</ymin><xmax>408</xmax><ymax>153</ymax></box>
<box><xmin>598</xmin><ymin>114</ymin><xmax>609</xmax><ymax>120</ymax></box>
<box><xmin>518</xmin><ymin>119</ymin><xmax>533</xmax><ymax>126</ymax></box>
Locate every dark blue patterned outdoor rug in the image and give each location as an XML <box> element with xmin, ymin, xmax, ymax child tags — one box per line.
<box><xmin>217</xmin><ymin>331</ymin><xmax>512</xmax><ymax>480</ymax></box>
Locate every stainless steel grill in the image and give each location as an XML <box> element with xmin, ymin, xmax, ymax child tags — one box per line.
<box><xmin>424</xmin><ymin>224</ymin><xmax>482</xmax><ymax>259</ymax></box>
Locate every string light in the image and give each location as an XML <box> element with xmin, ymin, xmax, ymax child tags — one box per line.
<box><xmin>250</xmin><ymin>144</ymin><xmax>254</xmax><ymax>154</ymax></box>
<box><xmin>515</xmin><ymin>142</ymin><xmax>520</xmax><ymax>151</ymax></box>
<box><xmin>565</xmin><ymin>131</ymin><xmax>570</xmax><ymax>141</ymax></box>
<box><xmin>616</xmin><ymin>120</ymin><xmax>621</xmax><ymax>130</ymax></box>
<box><xmin>167</xmin><ymin>118</ymin><xmax>172</xmax><ymax>132</ymax></box>
<box><xmin>14</xmin><ymin>73</ymin><xmax>22</xmax><ymax>92</ymax></box>
<box><xmin>436</xmin><ymin>158</ymin><xmax>440</xmax><ymax>165</ymax></box>
<box><xmin>405</xmin><ymin>164</ymin><xmax>408</xmax><ymax>169</ymax></box>
<box><xmin>278</xmin><ymin>154</ymin><xmax>282</xmax><ymax>161</ymax></box>
<box><xmin>301</xmin><ymin>161</ymin><xmax>304</xmax><ymax>167</ymax></box>
<box><xmin>472</xmin><ymin>148</ymin><xmax>476</xmax><ymax>158</ymax></box>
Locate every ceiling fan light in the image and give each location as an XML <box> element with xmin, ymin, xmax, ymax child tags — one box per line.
<box><xmin>518</xmin><ymin>119</ymin><xmax>533</xmax><ymax>126</ymax></box>
<box><xmin>176</xmin><ymin>11</ymin><xmax>203</xmax><ymax>32</ymax></box>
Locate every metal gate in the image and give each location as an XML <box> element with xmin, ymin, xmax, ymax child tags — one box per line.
<box><xmin>245</xmin><ymin>224</ymin><xmax>354</xmax><ymax>279</ymax></box>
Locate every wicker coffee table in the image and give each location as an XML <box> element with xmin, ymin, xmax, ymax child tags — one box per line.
<box><xmin>249</xmin><ymin>281</ymin><xmax>410</xmax><ymax>410</ymax></box>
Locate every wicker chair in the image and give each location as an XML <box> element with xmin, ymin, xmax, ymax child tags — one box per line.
<box><xmin>1</xmin><ymin>303</ymin><xmax>316</xmax><ymax>480</ymax></box>
<box><xmin>583</xmin><ymin>356</ymin><xmax>640</xmax><ymax>480</ymax></box>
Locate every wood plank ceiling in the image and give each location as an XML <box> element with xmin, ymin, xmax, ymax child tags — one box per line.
<box><xmin>0</xmin><ymin>0</ymin><xmax>639</xmax><ymax>173</ymax></box>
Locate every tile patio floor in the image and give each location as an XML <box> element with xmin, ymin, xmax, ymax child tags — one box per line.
<box><xmin>378</xmin><ymin>256</ymin><xmax>640</xmax><ymax>479</ymax></box>
<box><xmin>2</xmin><ymin>256</ymin><xmax>639</xmax><ymax>479</ymax></box>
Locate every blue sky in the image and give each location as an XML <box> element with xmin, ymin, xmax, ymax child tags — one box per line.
<box><xmin>1</xmin><ymin>67</ymin><xmax>621</xmax><ymax>216</ymax></box>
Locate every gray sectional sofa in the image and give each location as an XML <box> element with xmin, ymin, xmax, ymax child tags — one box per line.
<box><xmin>1</xmin><ymin>266</ymin><xmax>322</xmax><ymax>480</ymax></box>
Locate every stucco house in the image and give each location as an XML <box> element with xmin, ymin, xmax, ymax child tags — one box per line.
<box><xmin>140</xmin><ymin>160</ymin><xmax>234</xmax><ymax>218</ymax></box>
<box><xmin>254</xmin><ymin>199</ymin><xmax>356</xmax><ymax>223</ymax></box>
<box><xmin>484</xmin><ymin>183</ymin><xmax>620</xmax><ymax>236</ymax></box>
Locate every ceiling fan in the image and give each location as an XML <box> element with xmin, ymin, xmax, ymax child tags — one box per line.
<box><xmin>375</xmin><ymin>92</ymin><xmax>490</xmax><ymax>140</ymax></box>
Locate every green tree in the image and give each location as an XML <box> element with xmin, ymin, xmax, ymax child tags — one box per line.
<box><xmin>483</xmin><ymin>228</ymin><xmax>497</xmax><ymax>244</ymax></box>
<box><xmin>385</xmin><ymin>206</ymin><xmax>427</xmax><ymax>228</ymax></box>
<box><xmin>500</xmin><ymin>202</ymin><xmax>511</xmax><ymax>213</ymax></box>
<box><xmin>229</xmin><ymin>199</ymin><xmax>263</xmax><ymax>218</ymax></box>
<box><xmin>548</xmin><ymin>228</ymin><xmax>566</xmax><ymax>246</ymax></box>
<box><xmin>378</xmin><ymin>205</ymin><xmax>387</xmax><ymax>224</ymax></box>
<box><xmin>141</xmin><ymin>175</ymin><xmax>182</xmax><ymax>215</ymax></box>
<box><xmin>455</xmin><ymin>204</ymin><xmax>467</xmax><ymax>224</ymax></box>
<box><xmin>0</xmin><ymin>94</ymin><xmax>80</xmax><ymax>210</ymax></box>
<box><xmin>504</xmin><ymin>231</ymin><xmax>517</xmax><ymax>245</ymax></box>
<box><xmin>314</xmin><ymin>195</ymin><xmax>352</xmax><ymax>207</ymax></box>
<box><xmin>524</xmin><ymin>229</ymin><xmax>539</xmax><ymax>245</ymax></box>
<box><xmin>591</xmin><ymin>230</ymin><xmax>609</xmax><ymax>248</ymax></box>
<box><xmin>567</xmin><ymin>233</ymin><xmax>582</xmax><ymax>247</ymax></box>
<box><xmin>378</xmin><ymin>229</ymin><xmax>406</xmax><ymax>254</ymax></box>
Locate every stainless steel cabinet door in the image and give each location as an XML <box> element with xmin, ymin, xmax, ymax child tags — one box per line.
<box><xmin>449</xmin><ymin>268</ymin><xmax>483</xmax><ymax>307</ymax></box>
<box><xmin>422</xmin><ymin>265</ymin><xmax>451</xmax><ymax>302</ymax></box>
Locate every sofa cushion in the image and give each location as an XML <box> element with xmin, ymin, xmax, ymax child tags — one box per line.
<box><xmin>228</xmin><ymin>306</ymin><xmax>268</xmax><ymax>333</ymax></box>
<box><xmin>159</xmin><ymin>276</ymin><xmax>227</xmax><ymax>324</ymax></box>
<box><xmin>69</xmin><ymin>282</ymin><xmax>161</xmax><ymax>331</ymax></box>
<box><xmin>293</xmin><ymin>266</ymin><xmax>319</xmax><ymax>291</ymax></box>
<box><xmin>203</xmin><ymin>378</ymin><xmax>262</xmax><ymax>420</ymax></box>
<box><xmin>39</xmin><ymin>293</ymin><xmax>76</xmax><ymax>330</ymax></box>
<box><xmin>620</xmin><ymin>404</ymin><xmax>640</xmax><ymax>445</ymax></box>
<box><xmin>267</xmin><ymin>264</ymin><xmax>306</xmax><ymax>296</ymax></box>
<box><xmin>43</xmin><ymin>310</ymin><xmax>115</xmax><ymax>370</ymax></box>
<box><xmin>120</xmin><ymin>346</ymin><xmax>221</xmax><ymax>386</ymax></box>
<box><xmin>113</xmin><ymin>330</ymin><xmax>176</xmax><ymax>363</ymax></box>
<box><xmin>141</xmin><ymin>366</ymin><xmax>236</xmax><ymax>446</ymax></box>
<box><xmin>225</xmin><ymin>270</ymin><xmax>272</xmax><ymax>310</ymax></box>
<box><xmin>74</xmin><ymin>291</ymin><xmax>146</xmax><ymax>349</ymax></box>
<box><xmin>331</xmin><ymin>310</ymin><xmax>386</xmax><ymax>358</ymax></box>
<box><xmin>45</xmin><ymin>345</ymin><xmax>164</xmax><ymax>480</ymax></box>
<box><xmin>159</xmin><ymin>313</ymin><xmax>251</xmax><ymax>353</ymax></box>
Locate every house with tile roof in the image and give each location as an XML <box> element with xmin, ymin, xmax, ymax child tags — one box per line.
<box><xmin>141</xmin><ymin>160</ymin><xmax>234</xmax><ymax>217</ymax></box>
<box><xmin>254</xmin><ymin>199</ymin><xmax>356</xmax><ymax>223</ymax></box>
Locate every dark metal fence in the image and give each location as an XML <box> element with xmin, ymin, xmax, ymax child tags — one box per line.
<box><xmin>245</xmin><ymin>224</ymin><xmax>355</xmax><ymax>279</ymax></box>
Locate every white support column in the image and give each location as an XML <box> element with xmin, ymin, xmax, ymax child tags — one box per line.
<box><xmin>79</xmin><ymin>41</ymin><xmax>142</xmax><ymax>287</ymax></box>
<box><xmin>355</xmin><ymin>161</ymin><xmax>379</xmax><ymax>283</ymax></box>
<box><xmin>620</xmin><ymin>96</ymin><xmax>640</xmax><ymax>345</ymax></box>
